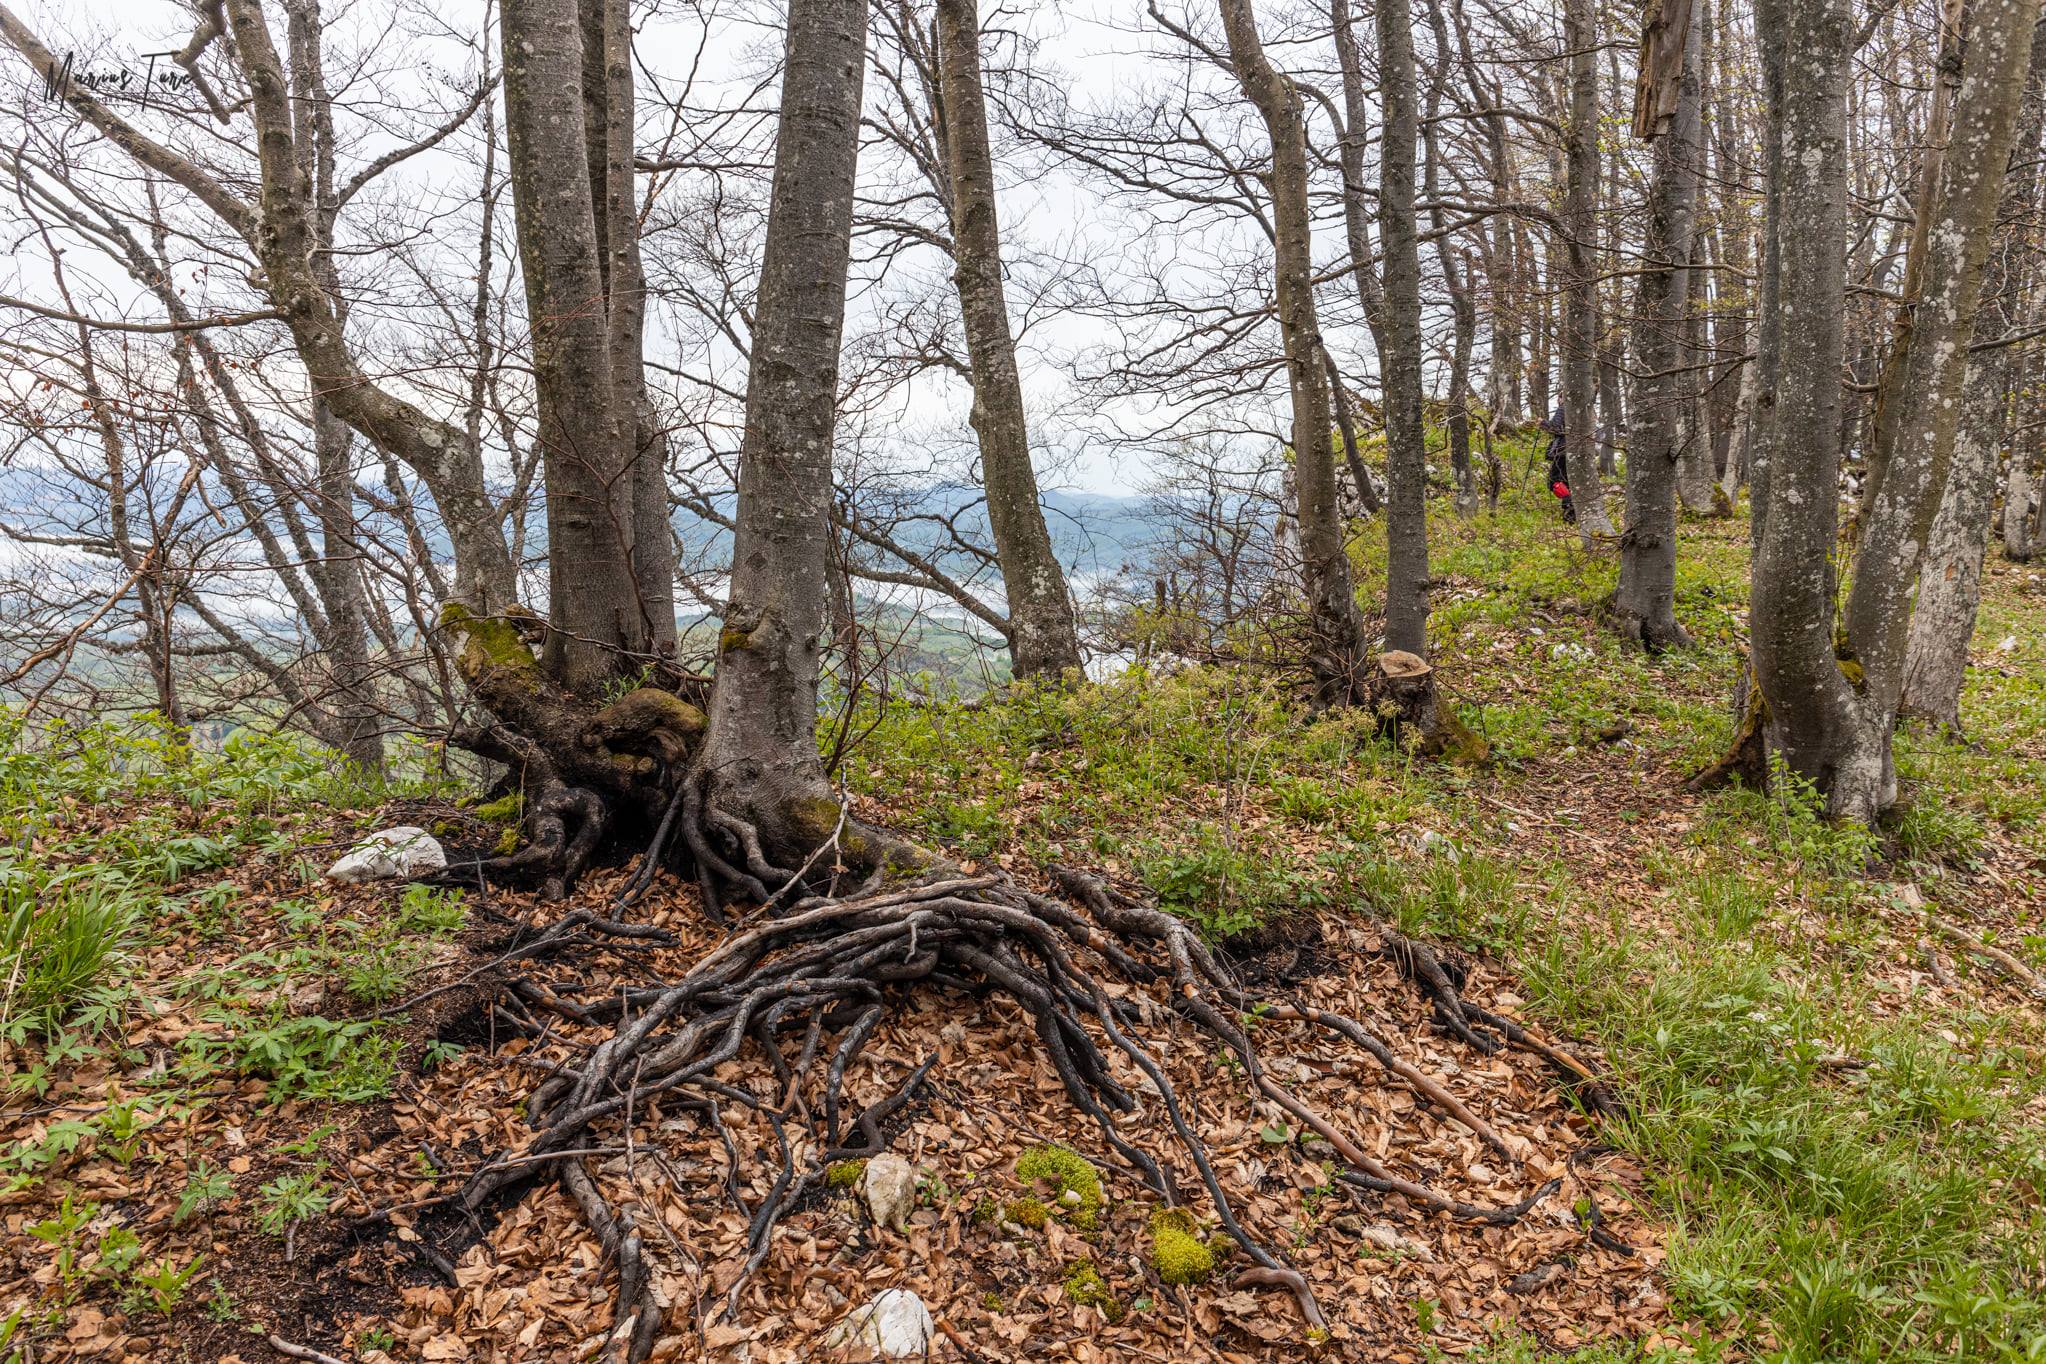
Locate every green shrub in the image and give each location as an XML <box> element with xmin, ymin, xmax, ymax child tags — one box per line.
<box><xmin>0</xmin><ymin>873</ymin><xmax>138</xmax><ymax>1040</ymax></box>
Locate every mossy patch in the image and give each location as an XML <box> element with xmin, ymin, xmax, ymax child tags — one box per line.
<box><xmin>1061</xmin><ymin>1258</ymin><xmax>1121</xmax><ymax>1319</ymax></box>
<box><xmin>474</xmin><ymin>793</ymin><xmax>523</xmax><ymax>825</ymax></box>
<box><xmin>1146</xmin><ymin>1207</ymin><xmax>1214</xmax><ymax>1285</ymax></box>
<box><xmin>494</xmin><ymin>825</ymin><xmax>521</xmax><ymax>856</ymax></box>
<box><xmin>1015</xmin><ymin>1144</ymin><xmax>1103</xmax><ymax>1230</ymax></box>
<box><xmin>440</xmin><ymin>602</ymin><xmax>538</xmax><ymax>678</ymax></box>
<box><xmin>1003</xmin><ymin>1197</ymin><xmax>1050</xmax><ymax>1230</ymax></box>
<box><xmin>826</xmin><ymin>1159</ymin><xmax>867</xmax><ymax>1190</ymax></box>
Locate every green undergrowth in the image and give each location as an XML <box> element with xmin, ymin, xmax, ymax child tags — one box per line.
<box><xmin>842</xmin><ymin>482</ymin><xmax>2046</xmax><ymax>1360</ymax></box>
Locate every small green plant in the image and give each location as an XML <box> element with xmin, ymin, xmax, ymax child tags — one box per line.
<box><xmin>0</xmin><ymin>876</ymin><xmax>139</xmax><ymax>1040</ymax></box>
<box><xmin>1061</xmin><ymin>1258</ymin><xmax>1121</xmax><ymax>1319</ymax></box>
<box><xmin>358</xmin><ymin>1324</ymin><xmax>397</xmax><ymax>1352</ymax></box>
<box><xmin>421</xmin><ymin>1039</ymin><xmax>465</xmax><ymax>1072</ymax></box>
<box><xmin>122</xmin><ymin>1254</ymin><xmax>204</xmax><ymax>1318</ymax></box>
<box><xmin>202</xmin><ymin>1277</ymin><xmax>239</xmax><ymax>1323</ymax></box>
<box><xmin>175</xmin><ymin>1160</ymin><xmax>234</xmax><ymax>1224</ymax></box>
<box><xmin>256</xmin><ymin>1165</ymin><xmax>332</xmax><ymax>1236</ymax></box>
<box><xmin>397</xmin><ymin>883</ymin><xmax>466</xmax><ymax>936</ymax></box>
<box><xmin>194</xmin><ymin>1011</ymin><xmax>399</xmax><ymax>1101</ymax></box>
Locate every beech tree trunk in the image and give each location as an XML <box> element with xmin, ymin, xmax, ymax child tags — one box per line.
<box><xmin>1844</xmin><ymin>0</ymin><xmax>2041</xmax><ymax>731</ymax></box>
<box><xmin>203</xmin><ymin>0</ymin><xmax>522</xmax><ymax>612</ymax></box>
<box><xmin>1899</xmin><ymin>12</ymin><xmax>2046</xmax><ymax>730</ymax></box>
<box><xmin>1423</xmin><ymin>0</ymin><xmax>1479</xmax><ymax>519</ymax></box>
<box><xmin>933</xmin><ymin>0</ymin><xmax>1084</xmax><ymax>682</ymax></box>
<box><xmin>1373</xmin><ymin>0</ymin><xmax>1435</xmax><ymax>655</ymax></box>
<box><xmin>1747</xmin><ymin>0</ymin><xmax>1887</xmax><ymax>822</ymax></box>
<box><xmin>1219</xmin><ymin>0</ymin><xmax>1370</xmax><ymax>698</ymax></box>
<box><xmin>1616</xmin><ymin>0</ymin><xmax>1702</xmax><ymax>651</ymax></box>
<box><xmin>1560</xmin><ymin>0</ymin><xmax>1615</xmax><ymax>542</ymax></box>
<box><xmin>2009</xmin><ymin>455</ymin><xmax>2040</xmax><ymax>560</ymax></box>
<box><xmin>689</xmin><ymin>0</ymin><xmax>878</xmax><ymax>869</ymax></box>
<box><xmin>500</xmin><ymin>0</ymin><xmax>676</xmax><ymax>693</ymax></box>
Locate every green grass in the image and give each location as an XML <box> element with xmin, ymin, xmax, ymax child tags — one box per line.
<box><xmin>841</xmin><ymin>478</ymin><xmax>2046</xmax><ymax>1361</ymax></box>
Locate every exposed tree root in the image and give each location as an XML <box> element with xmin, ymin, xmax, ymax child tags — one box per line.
<box><xmin>1925</xmin><ymin>913</ymin><xmax>2046</xmax><ymax>997</ymax></box>
<box><xmin>436</xmin><ymin>859</ymin><xmax>1615</xmax><ymax>1360</ymax></box>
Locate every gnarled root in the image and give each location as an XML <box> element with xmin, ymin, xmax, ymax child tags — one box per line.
<box><xmin>450</xmin><ymin>863</ymin><xmax>1615</xmax><ymax>1359</ymax></box>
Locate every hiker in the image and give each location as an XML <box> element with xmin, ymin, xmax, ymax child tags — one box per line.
<box><xmin>1538</xmin><ymin>405</ymin><xmax>1575</xmax><ymax>524</ymax></box>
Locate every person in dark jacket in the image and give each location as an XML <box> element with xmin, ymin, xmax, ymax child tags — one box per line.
<box><xmin>1538</xmin><ymin>406</ymin><xmax>1574</xmax><ymax>523</ymax></box>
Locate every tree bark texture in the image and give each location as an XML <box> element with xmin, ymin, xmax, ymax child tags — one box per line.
<box><xmin>1844</xmin><ymin>0</ymin><xmax>2041</xmax><ymax>726</ymax></box>
<box><xmin>1561</xmin><ymin>0</ymin><xmax>1614</xmax><ymax>541</ymax></box>
<box><xmin>500</xmin><ymin>0</ymin><xmax>676</xmax><ymax>693</ymax></box>
<box><xmin>1748</xmin><ymin>0</ymin><xmax>1888</xmax><ymax>821</ymax></box>
<box><xmin>1371</xmin><ymin>0</ymin><xmax>1435</xmax><ymax>655</ymax></box>
<box><xmin>1616</xmin><ymin>0</ymin><xmax>1703</xmax><ymax>651</ymax></box>
<box><xmin>1899</xmin><ymin>12</ymin><xmax>2046</xmax><ymax>730</ymax></box>
<box><xmin>933</xmin><ymin>0</ymin><xmax>1085</xmax><ymax>682</ymax></box>
<box><xmin>1219</xmin><ymin>0</ymin><xmax>1371</xmax><ymax>697</ymax></box>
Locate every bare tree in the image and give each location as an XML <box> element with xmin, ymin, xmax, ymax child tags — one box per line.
<box><xmin>932</xmin><ymin>0</ymin><xmax>1084</xmax><ymax>680</ymax></box>
<box><xmin>1217</xmin><ymin>0</ymin><xmax>1369</xmax><ymax>699</ymax></box>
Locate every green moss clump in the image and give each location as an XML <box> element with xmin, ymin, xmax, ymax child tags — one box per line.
<box><xmin>981</xmin><ymin>1290</ymin><xmax>1003</xmax><ymax>1312</ymax></box>
<box><xmin>1061</xmin><ymin>1259</ymin><xmax>1121</xmax><ymax>1319</ymax></box>
<box><xmin>1015</xmin><ymin>1144</ymin><xmax>1103</xmax><ymax>1230</ymax></box>
<box><xmin>440</xmin><ymin>602</ymin><xmax>538</xmax><ymax>676</ymax></box>
<box><xmin>494</xmin><ymin>825</ymin><xmax>521</xmax><ymax>856</ymax></box>
<box><xmin>826</xmin><ymin>1159</ymin><xmax>867</xmax><ymax>1190</ymax></box>
<box><xmin>718</xmin><ymin>625</ymin><xmax>752</xmax><ymax>654</ymax></box>
<box><xmin>1147</xmin><ymin>1208</ymin><xmax>1214</xmax><ymax>1285</ymax></box>
<box><xmin>474</xmin><ymin>793</ymin><xmax>523</xmax><ymax>825</ymax></box>
<box><xmin>1003</xmin><ymin>1197</ymin><xmax>1050</xmax><ymax>1230</ymax></box>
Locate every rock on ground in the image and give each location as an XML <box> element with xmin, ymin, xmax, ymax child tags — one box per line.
<box><xmin>861</xmin><ymin>1152</ymin><xmax>917</xmax><ymax>1233</ymax></box>
<box><xmin>326</xmin><ymin>826</ymin><xmax>447</xmax><ymax>883</ymax></box>
<box><xmin>822</xmin><ymin>1288</ymin><xmax>933</xmax><ymax>1358</ymax></box>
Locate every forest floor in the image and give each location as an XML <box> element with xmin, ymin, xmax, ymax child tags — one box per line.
<box><xmin>2</xmin><ymin>484</ymin><xmax>2042</xmax><ymax>1363</ymax></box>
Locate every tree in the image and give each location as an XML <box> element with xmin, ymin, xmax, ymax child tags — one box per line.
<box><xmin>1558</xmin><ymin>0</ymin><xmax>1615</xmax><ymax>543</ymax></box>
<box><xmin>498</xmin><ymin>0</ymin><xmax>679</xmax><ymax>693</ymax></box>
<box><xmin>1744</xmin><ymin>0</ymin><xmax>1886</xmax><ymax>820</ymax></box>
<box><xmin>1372</xmin><ymin>0</ymin><xmax>1435</xmax><ymax>655</ymax></box>
<box><xmin>931</xmin><ymin>0</ymin><xmax>1085</xmax><ymax>681</ymax></box>
<box><xmin>1844</xmin><ymin>0</ymin><xmax>2042</xmax><ymax>745</ymax></box>
<box><xmin>1614</xmin><ymin>0</ymin><xmax>1702</xmax><ymax>651</ymax></box>
<box><xmin>1217</xmin><ymin>0</ymin><xmax>1370</xmax><ymax>700</ymax></box>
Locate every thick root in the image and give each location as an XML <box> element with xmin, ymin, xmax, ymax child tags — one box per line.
<box><xmin>440</xmin><ymin>862</ymin><xmax>1613</xmax><ymax>1360</ymax></box>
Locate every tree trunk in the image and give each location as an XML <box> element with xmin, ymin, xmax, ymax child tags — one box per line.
<box><xmin>1899</xmin><ymin>12</ymin><xmax>2046</xmax><ymax>731</ymax></box>
<box><xmin>1615</xmin><ymin>0</ymin><xmax>1702</xmax><ymax>651</ymax></box>
<box><xmin>1219</xmin><ymin>0</ymin><xmax>1370</xmax><ymax>698</ymax></box>
<box><xmin>1372</xmin><ymin>0</ymin><xmax>1435</xmax><ymax>655</ymax></box>
<box><xmin>1422</xmin><ymin>0</ymin><xmax>1478</xmax><ymax>519</ymax></box>
<box><xmin>1746</xmin><ymin>0</ymin><xmax>1887</xmax><ymax>822</ymax></box>
<box><xmin>2008</xmin><ymin>454</ymin><xmax>2039</xmax><ymax>560</ymax></box>
<box><xmin>500</xmin><ymin>0</ymin><xmax>672</xmax><ymax>694</ymax></box>
<box><xmin>1559</xmin><ymin>0</ymin><xmax>1614</xmax><ymax>543</ymax></box>
<box><xmin>1844</xmin><ymin>0</ymin><xmax>2040</xmax><ymax>729</ymax></box>
<box><xmin>208</xmin><ymin>0</ymin><xmax>520</xmax><ymax>613</ymax></box>
<box><xmin>1675</xmin><ymin>222</ymin><xmax>1718</xmax><ymax>512</ymax></box>
<box><xmin>933</xmin><ymin>0</ymin><xmax>1084</xmax><ymax>682</ymax></box>
<box><xmin>688</xmin><ymin>0</ymin><xmax>892</xmax><ymax>878</ymax></box>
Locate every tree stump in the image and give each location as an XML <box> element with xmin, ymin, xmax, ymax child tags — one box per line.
<box><xmin>1367</xmin><ymin>651</ymin><xmax>1488</xmax><ymax>763</ymax></box>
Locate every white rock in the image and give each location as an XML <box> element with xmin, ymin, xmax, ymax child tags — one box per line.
<box><xmin>861</xmin><ymin>1153</ymin><xmax>917</xmax><ymax>1233</ymax></box>
<box><xmin>822</xmin><ymin>1288</ymin><xmax>933</xmax><ymax>1358</ymax></box>
<box><xmin>1353</xmin><ymin>1223</ymin><xmax>1436</xmax><ymax>1262</ymax></box>
<box><xmin>326</xmin><ymin>826</ymin><xmax>446</xmax><ymax>883</ymax></box>
<box><xmin>1997</xmin><ymin>635</ymin><xmax>2019</xmax><ymax>652</ymax></box>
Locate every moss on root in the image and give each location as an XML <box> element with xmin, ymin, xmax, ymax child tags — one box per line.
<box><xmin>1146</xmin><ymin>1208</ymin><xmax>1214</xmax><ymax>1285</ymax></box>
<box><xmin>1015</xmin><ymin>1145</ymin><xmax>1103</xmax><ymax>1230</ymax></box>
<box><xmin>826</xmin><ymin>1159</ymin><xmax>867</xmax><ymax>1190</ymax></box>
<box><xmin>440</xmin><ymin>602</ymin><xmax>539</xmax><ymax>679</ymax></box>
<box><xmin>474</xmin><ymin>793</ymin><xmax>524</xmax><ymax>825</ymax></box>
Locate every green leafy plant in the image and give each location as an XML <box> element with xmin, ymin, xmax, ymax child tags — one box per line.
<box><xmin>174</xmin><ymin>1160</ymin><xmax>234</xmax><ymax>1224</ymax></box>
<box><xmin>256</xmin><ymin>1165</ymin><xmax>332</xmax><ymax>1236</ymax></box>
<box><xmin>122</xmin><ymin>1253</ymin><xmax>204</xmax><ymax>1318</ymax></box>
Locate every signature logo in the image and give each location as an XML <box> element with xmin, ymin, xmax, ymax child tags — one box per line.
<box><xmin>42</xmin><ymin>51</ymin><xmax>197</xmax><ymax>108</ymax></box>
